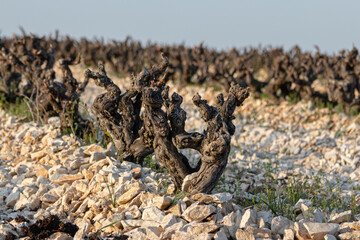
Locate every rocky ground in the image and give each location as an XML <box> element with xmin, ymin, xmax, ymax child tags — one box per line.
<box><xmin>1</xmin><ymin>67</ymin><xmax>360</xmax><ymax>240</ymax></box>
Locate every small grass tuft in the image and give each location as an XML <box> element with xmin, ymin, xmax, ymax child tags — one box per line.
<box><xmin>103</xmin><ymin>175</ymin><xmax>117</xmax><ymax>208</ymax></box>
<box><xmin>0</xmin><ymin>93</ymin><xmax>34</xmax><ymax>122</ymax></box>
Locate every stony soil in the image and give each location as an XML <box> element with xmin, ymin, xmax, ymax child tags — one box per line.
<box><xmin>1</xmin><ymin>68</ymin><xmax>360</xmax><ymax>239</ymax></box>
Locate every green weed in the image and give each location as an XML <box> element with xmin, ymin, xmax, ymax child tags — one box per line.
<box><xmin>287</xmin><ymin>93</ymin><xmax>300</xmax><ymax>104</ymax></box>
<box><xmin>170</xmin><ymin>191</ymin><xmax>188</xmax><ymax>207</ymax></box>
<box><xmin>0</xmin><ymin>93</ymin><xmax>34</xmax><ymax>122</ymax></box>
<box><xmin>103</xmin><ymin>175</ymin><xmax>117</xmax><ymax>208</ymax></box>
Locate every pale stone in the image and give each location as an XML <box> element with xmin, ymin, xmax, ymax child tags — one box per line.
<box><xmin>24</xmin><ymin>131</ymin><xmax>32</xmax><ymax>143</ymax></box>
<box><xmin>118</xmin><ymin>173</ymin><xmax>133</xmax><ymax>185</ymax></box>
<box><xmin>36</xmin><ymin>176</ymin><xmax>50</xmax><ymax>186</ymax></box>
<box><xmin>36</xmin><ymin>165</ymin><xmax>49</xmax><ymax>178</ymax></box>
<box><xmin>82</xmin><ymin>169</ymin><xmax>94</xmax><ymax>180</ymax></box>
<box><xmin>93</xmin><ymin>221</ymin><xmax>102</xmax><ymax>231</ymax></box>
<box><xmin>300</xmin><ymin>203</ymin><xmax>309</xmax><ymax>215</ymax></box>
<box><xmin>213</xmin><ymin>211</ymin><xmax>224</xmax><ymax>224</ymax></box>
<box><xmin>294</xmin><ymin>221</ymin><xmax>311</xmax><ymax>240</ymax></box>
<box><xmin>102</xmin><ymin>213</ymin><xmax>123</xmax><ymax>228</ymax></box>
<box><xmin>48</xmin><ymin>166</ymin><xmax>68</xmax><ymax>175</ymax></box>
<box><xmin>311</xmin><ymin>209</ymin><xmax>326</xmax><ymax>223</ymax></box>
<box><xmin>223</xmin><ymin>210</ymin><xmax>242</xmax><ymax>239</ymax></box>
<box><xmin>46</xmin><ymin>138</ymin><xmax>65</xmax><ymax>147</ymax></box>
<box><xmin>271</xmin><ymin>216</ymin><xmax>293</xmax><ymax>235</ymax></box>
<box><xmin>36</xmin><ymin>183</ymin><xmax>50</xmax><ymax>197</ymax></box>
<box><xmin>125</xmin><ymin>205</ymin><xmax>141</xmax><ymax>219</ymax></box>
<box><xmin>183</xmin><ymin>222</ymin><xmax>220</xmax><ymax>235</ymax></box>
<box><xmin>51</xmin><ymin>174</ymin><xmax>83</xmax><ymax>184</ymax></box>
<box><xmin>5</xmin><ymin>116</ymin><xmax>16</xmax><ymax>127</ymax></box>
<box><xmin>294</xmin><ymin>198</ymin><xmax>312</xmax><ymax>210</ymax></box>
<box><xmin>48</xmin><ymin>117</ymin><xmax>61</xmax><ymax>128</ymax></box>
<box><xmin>73</xmin><ymin>219</ymin><xmax>92</xmax><ymax>240</ymax></box>
<box><xmin>258</xmin><ymin>217</ymin><xmax>266</xmax><ymax>228</ymax></box>
<box><xmin>30</xmin><ymin>150</ymin><xmax>46</xmax><ymax>160</ymax></box>
<box><xmin>247</xmin><ymin>226</ymin><xmax>272</xmax><ymax>239</ymax></box>
<box><xmin>324</xmin><ymin>234</ymin><xmax>337</xmax><ymax>240</ymax></box>
<box><xmin>69</xmin><ymin>158</ymin><xmax>86</xmax><ymax>170</ymax></box>
<box><xmin>338</xmin><ymin>231</ymin><xmax>360</xmax><ymax>240</ymax></box>
<box><xmin>121</xmin><ymin>219</ymin><xmax>144</xmax><ymax>231</ymax></box>
<box><xmin>219</xmin><ymin>199</ymin><xmax>235</xmax><ymax>215</ymax></box>
<box><xmin>40</xmin><ymin>193</ymin><xmax>58</xmax><ymax>203</ymax></box>
<box><xmin>338</xmin><ymin>222</ymin><xmax>357</xmax><ymax>234</ymax></box>
<box><xmin>325</xmin><ymin>149</ymin><xmax>338</xmax><ymax>161</ymax></box>
<box><xmin>124</xmin><ymin>227</ymin><xmax>147</xmax><ymax>239</ymax></box>
<box><xmin>236</xmin><ymin>229</ymin><xmax>255</xmax><ymax>240</ymax></box>
<box><xmin>161</xmin><ymin>221</ymin><xmax>185</xmax><ymax>239</ymax></box>
<box><xmin>142</xmin><ymin>206</ymin><xmax>165</xmax><ymax>222</ymax></box>
<box><xmin>107</xmin><ymin>172</ymin><xmax>119</xmax><ymax>183</ymax></box>
<box><xmin>83</xmin><ymin>144</ymin><xmax>106</xmax><ymax>155</ymax></box>
<box><xmin>141</xmin><ymin>219</ymin><xmax>162</xmax><ymax>228</ymax></box>
<box><xmin>329</xmin><ymin>210</ymin><xmax>353</xmax><ymax>223</ymax></box>
<box><xmin>166</xmin><ymin>183</ymin><xmax>176</xmax><ymax>195</ymax></box>
<box><xmin>257</xmin><ymin>210</ymin><xmax>274</xmax><ymax>227</ymax></box>
<box><xmin>173</xmin><ymin>231</ymin><xmax>212</xmax><ymax>240</ymax></box>
<box><xmin>15</xmin><ymin>128</ymin><xmax>28</xmax><ymax>141</ymax></box>
<box><xmin>92</xmin><ymin>212</ymin><xmax>106</xmax><ymax>222</ymax></box>
<box><xmin>182</xmin><ymin>202</ymin><xmax>216</xmax><ymax>222</ymax></box>
<box><xmin>0</xmin><ymin>187</ymin><xmax>11</xmax><ymax>204</ymax></box>
<box><xmin>20</xmin><ymin>145</ymin><xmax>32</xmax><ymax>156</ymax></box>
<box><xmin>143</xmin><ymin>226</ymin><xmax>163</xmax><ymax>239</ymax></box>
<box><xmin>283</xmin><ymin>229</ymin><xmax>295</xmax><ymax>240</ymax></box>
<box><xmin>190</xmin><ymin>192</ymin><xmax>232</xmax><ymax>204</ymax></box>
<box><xmin>160</xmin><ymin>213</ymin><xmax>178</xmax><ymax>229</ymax></box>
<box><xmin>73</xmin><ymin>180</ymin><xmax>88</xmax><ymax>193</ymax></box>
<box><xmin>76</xmin><ymin>198</ymin><xmax>89</xmax><ymax>214</ymax></box>
<box><xmin>130</xmin><ymin>167</ymin><xmax>142</xmax><ymax>179</ymax></box>
<box><xmin>88</xmin><ymin>159</ymin><xmax>111</xmax><ymax>173</ymax></box>
<box><xmin>303</xmin><ymin>222</ymin><xmax>339</xmax><ymax>240</ymax></box>
<box><xmin>49</xmin><ymin>232</ymin><xmax>72</xmax><ymax>240</ymax></box>
<box><xmin>6</xmin><ymin>191</ymin><xmax>20</xmax><ymax>208</ymax></box>
<box><xmin>127</xmin><ymin>191</ymin><xmax>143</xmax><ymax>208</ymax></box>
<box><xmin>14</xmin><ymin>193</ymin><xmax>28</xmax><ymax>210</ymax></box>
<box><xmin>126</xmin><ymin>226</ymin><xmax>162</xmax><ymax>240</ymax></box>
<box><xmin>90</xmin><ymin>151</ymin><xmax>107</xmax><ymax>162</ymax></box>
<box><xmin>59</xmin><ymin>149</ymin><xmax>75</xmax><ymax>159</ymax></box>
<box><xmin>117</xmin><ymin>187</ymin><xmax>142</xmax><ymax>205</ymax></box>
<box><xmin>166</xmin><ymin>200</ymin><xmax>182</xmax><ymax>216</ymax></box>
<box><xmin>27</xmin><ymin>195</ymin><xmax>41</xmax><ymax>210</ymax></box>
<box><xmin>150</xmin><ymin>196</ymin><xmax>172</xmax><ymax>210</ymax></box>
<box><xmin>14</xmin><ymin>165</ymin><xmax>27</xmax><ymax>175</ymax></box>
<box><xmin>213</xmin><ymin>227</ymin><xmax>228</xmax><ymax>240</ymax></box>
<box><xmin>20</xmin><ymin>177</ymin><xmax>36</xmax><ymax>187</ymax></box>
<box><xmin>240</xmin><ymin>208</ymin><xmax>257</xmax><ymax>228</ymax></box>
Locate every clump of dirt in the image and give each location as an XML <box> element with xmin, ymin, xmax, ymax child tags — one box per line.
<box><xmin>14</xmin><ymin>215</ymin><xmax>30</xmax><ymax>223</ymax></box>
<box><xmin>21</xmin><ymin>215</ymin><xmax>78</xmax><ymax>240</ymax></box>
<box><xmin>4</xmin><ymin>232</ymin><xmax>16</xmax><ymax>240</ymax></box>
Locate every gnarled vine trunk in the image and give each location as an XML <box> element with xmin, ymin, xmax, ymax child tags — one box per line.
<box><xmin>87</xmin><ymin>54</ymin><xmax>249</xmax><ymax>194</ymax></box>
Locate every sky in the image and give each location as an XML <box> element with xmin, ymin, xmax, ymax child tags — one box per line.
<box><xmin>0</xmin><ymin>0</ymin><xmax>359</xmax><ymax>54</ymax></box>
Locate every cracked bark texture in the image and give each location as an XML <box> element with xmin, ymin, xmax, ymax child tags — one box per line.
<box><xmin>88</xmin><ymin>54</ymin><xmax>249</xmax><ymax>194</ymax></box>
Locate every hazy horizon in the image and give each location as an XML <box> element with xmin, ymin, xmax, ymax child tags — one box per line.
<box><xmin>1</xmin><ymin>0</ymin><xmax>359</xmax><ymax>54</ymax></box>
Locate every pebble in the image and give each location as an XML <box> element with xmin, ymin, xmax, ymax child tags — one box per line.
<box><xmin>182</xmin><ymin>202</ymin><xmax>216</xmax><ymax>222</ymax></box>
<box><xmin>329</xmin><ymin>210</ymin><xmax>353</xmax><ymax>223</ymax></box>
<box><xmin>303</xmin><ymin>222</ymin><xmax>339</xmax><ymax>240</ymax></box>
